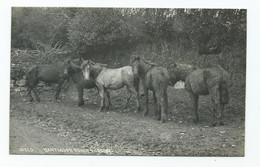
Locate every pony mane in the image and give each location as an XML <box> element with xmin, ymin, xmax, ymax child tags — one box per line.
<box><xmin>169</xmin><ymin>63</ymin><xmax>197</xmax><ymax>82</ymax></box>
<box><xmin>141</xmin><ymin>57</ymin><xmax>157</xmax><ymax>66</ymax></box>
<box><xmin>81</xmin><ymin>60</ymin><xmax>107</xmax><ymax>69</ymax></box>
<box><xmin>213</xmin><ymin>64</ymin><xmax>225</xmax><ymax>71</ymax></box>
<box><xmin>177</xmin><ymin>63</ymin><xmax>195</xmax><ymax>69</ymax></box>
<box><xmin>70</xmin><ymin>61</ymin><xmax>82</xmax><ymax>72</ymax></box>
<box><xmin>81</xmin><ymin>60</ymin><xmax>105</xmax><ymax>80</ymax></box>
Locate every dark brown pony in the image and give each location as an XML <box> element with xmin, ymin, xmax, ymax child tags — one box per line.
<box><xmin>169</xmin><ymin>63</ymin><xmax>230</xmax><ymax>126</ymax></box>
<box><xmin>25</xmin><ymin>64</ymin><xmax>68</xmax><ymax>102</ymax></box>
<box><xmin>81</xmin><ymin>60</ymin><xmax>140</xmax><ymax>112</ymax></box>
<box><xmin>63</xmin><ymin>59</ymin><xmax>111</xmax><ymax>107</ymax></box>
<box><xmin>130</xmin><ymin>55</ymin><xmax>169</xmax><ymax>123</ymax></box>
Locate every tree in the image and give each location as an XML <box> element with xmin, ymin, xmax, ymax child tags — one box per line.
<box><xmin>11</xmin><ymin>7</ymin><xmax>71</xmax><ymax>49</ymax></box>
<box><xmin>68</xmin><ymin>8</ymin><xmax>140</xmax><ymax>56</ymax></box>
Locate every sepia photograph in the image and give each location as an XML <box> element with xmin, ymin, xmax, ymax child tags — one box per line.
<box><xmin>9</xmin><ymin>7</ymin><xmax>246</xmax><ymax>157</ymax></box>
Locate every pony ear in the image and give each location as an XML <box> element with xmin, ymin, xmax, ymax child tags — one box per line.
<box><xmin>135</xmin><ymin>55</ymin><xmax>140</xmax><ymax>61</ymax></box>
<box><xmin>80</xmin><ymin>57</ymin><xmax>85</xmax><ymax>63</ymax></box>
<box><xmin>80</xmin><ymin>60</ymin><xmax>87</xmax><ymax>70</ymax></box>
<box><xmin>89</xmin><ymin>60</ymin><xmax>96</xmax><ymax>65</ymax></box>
<box><xmin>78</xmin><ymin>57</ymin><xmax>83</xmax><ymax>64</ymax></box>
<box><xmin>80</xmin><ymin>57</ymin><xmax>85</xmax><ymax>61</ymax></box>
<box><xmin>65</xmin><ymin>58</ymin><xmax>71</xmax><ymax>64</ymax></box>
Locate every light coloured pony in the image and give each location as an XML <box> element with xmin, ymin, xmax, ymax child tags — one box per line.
<box><xmin>81</xmin><ymin>60</ymin><xmax>140</xmax><ymax>112</ymax></box>
<box><xmin>130</xmin><ymin>55</ymin><xmax>169</xmax><ymax>123</ymax></box>
<box><xmin>169</xmin><ymin>63</ymin><xmax>230</xmax><ymax>126</ymax></box>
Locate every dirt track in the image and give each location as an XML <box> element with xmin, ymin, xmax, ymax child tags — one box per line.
<box><xmin>9</xmin><ymin>82</ymin><xmax>245</xmax><ymax>156</ymax></box>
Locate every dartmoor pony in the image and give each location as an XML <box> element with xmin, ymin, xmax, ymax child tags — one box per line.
<box><xmin>130</xmin><ymin>55</ymin><xmax>169</xmax><ymax>123</ymax></box>
<box><xmin>81</xmin><ymin>60</ymin><xmax>140</xmax><ymax>112</ymax></box>
<box><xmin>25</xmin><ymin>64</ymin><xmax>68</xmax><ymax>102</ymax></box>
<box><xmin>63</xmin><ymin>59</ymin><xmax>111</xmax><ymax>107</ymax></box>
<box><xmin>168</xmin><ymin>63</ymin><xmax>230</xmax><ymax>126</ymax></box>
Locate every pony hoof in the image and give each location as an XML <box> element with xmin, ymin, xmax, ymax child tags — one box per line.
<box><xmin>77</xmin><ymin>102</ymin><xmax>84</xmax><ymax>107</ymax></box>
<box><xmin>220</xmin><ymin>121</ymin><xmax>224</xmax><ymax>126</ymax></box>
<box><xmin>160</xmin><ymin>115</ymin><xmax>166</xmax><ymax>123</ymax></box>
<box><xmin>160</xmin><ymin>120</ymin><xmax>166</xmax><ymax>123</ymax></box>
<box><xmin>193</xmin><ymin>118</ymin><xmax>199</xmax><ymax>123</ymax></box>
<box><xmin>106</xmin><ymin>107</ymin><xmax>110</xmax><ymax>111</ymax></box>
<box><xmin>212</xmin><ymin>122</ymin><xmax>217</xmax><ymax>127</ymax></box>
<box><xmin>143</xmin><ymin>111</ymin><xmax>148</xmax><ymax>116</ymax></box>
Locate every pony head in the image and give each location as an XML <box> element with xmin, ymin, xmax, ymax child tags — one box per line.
<box><xmin>130</xmin><ymin>55</ymin><xmax>141</xmax><ymax>75</ymax></box>
<box><xmin>81</xmin><ymin>60</ymin><xmax>92</xmax><ymax>80</ymax></box>
<box><xmin>63</xmin><ymin>59</ymin><xmax>71</xmax><ymax>76</ymax></box>
<box><xmin>168</xmin><ymin>63</ymin><xmax>179</xmax><ymax>85</ymax></box>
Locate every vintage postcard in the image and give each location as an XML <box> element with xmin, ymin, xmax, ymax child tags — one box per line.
<box><xmin>9</xmin><ymin>7</ymin><xmax>246</xmax><ymax>157</ymax></box>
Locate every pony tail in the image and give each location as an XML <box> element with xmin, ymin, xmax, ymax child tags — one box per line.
<box><xmin>25</xmin><ymin>65</ymin><xmax>39</xmax><ymax>87</ymax></box>
<box><xmin>203</xmin><ymin>69</ymin><xmax>209</xmax><ymax>86</ymax></box>
<box><xmin>133</xmin><ymin>75</ymin><xmax>140</xmax><ymax>91</ymax></box>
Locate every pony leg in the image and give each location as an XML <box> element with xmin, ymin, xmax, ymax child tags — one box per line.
<box><xmin>143</xmin><ymin>88</ymin><xmax>149</xmax><ymax>116</ymax></box>
<box><xmin>32</xmin><ymin>88</ymin><xmax>40</xmax><ymax>102</ymax></box>
<box><xmin>219</xmin><ymin>87</ymin><xmax>228</xmax><ymax>126</ymax></box>
<box><xmin>133</xmin><ymin>78</ymin><xmax>141</xmax><ymax>112</ymax></box>
<box><xmin>157</xmin><ymin>95</ymin><xmax>161</xmax><ymax>120</ymax></box>
<box><xmin>125</xmin><ymin>85</ymin><xmax>137</xmax><ymax>111</ymax></box>
<box><xmin>219</xmin><ymin>102</ymin><xmax>225</xmax><ymax>126</ymax></box>
<box><xmin>104</xmin><ymin>89</ymin><xmax>110</xmax><ymax>110</ymax></box>
<box><xmin>27</xmin><ymin>89</ymin><xmax>34</xmax><ymax>102</ymax></box>
<box><xmin>160</xmin><ymin>91</ymin><xmax>168</xmax><ymax>123</ymax></box>
<box><xmin>124</xmin><ymin>86</ymin><xmax>133</xmax><ymax>110</ymax></box>
<box><xmin>77</xmin><ymin>86</ymin><xmax>84</xmax><ymax>106</ymax></box>
<box><xmin>135</xmin><ymin>88</ymin><xmax>141</xmax><ymax>112</ymax></box>
<box><xmin>153</xmin><ymin>91</ymin><xmax>160</xmax><ymax>119</ymax></box>
<box><xmin>209</xmin><ymin>86</ymin><xmax>220</xmax><ymax>127</ymax></box>
<box><xmin>157</xmin><ymin>91</ymin><xmax>167</xmax><ymax>123</ymax></box>
<box><xmin>26</xmin><ymin>79</ymin><xmax>38</xmax><ymax>102</ymax></box>
<box><xmin>106</xmin><ymin>90</ymin><xmax>112</xmax><ymax>107</ymax></box>
<box><xmin>98</xmin><ymin>86</ymin><xmax>106</xmax><ymax>112</ymax></box>
<box><xmin>32</xmin><ymin>80</ymin><xmax>40</xmax><ymax>102</ymax></box>
<box><xmin>165</xmin><ymin>91</ymin><xmax>168</xmax><ymax>116</ymax></box>
<box><xmin>55</xmin><ymin>82</ymin><xmax>63</xmax><ymax>100</ymax></box>
<box><xmin>188</xmin><ymin>92</ymin><xmax>199</xmax><ymax>123</ymax></box>
<box><xmin>212</xmin><ymin>105</ymin><xmax>217</xmax><ymax>127</ymax></box>
<box><xmin>153</xmin><ymin>91</ymin><xmax>160</xmax><ymax>118</ymax></box>
<box><xmin>153</xmin><ymin>91</ymin><xmax>157</xmax><ymax>104</ymax></box>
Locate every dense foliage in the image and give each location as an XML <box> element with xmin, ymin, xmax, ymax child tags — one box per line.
<box><xmin>12</xmin><ymin>8</ymin><xmax>246</xmax><ymax>52</ymax></box>
<box><xmin>11</xmin><ymin>8</ymin><xmax>246</xmax><ymax>76</ymax></box>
